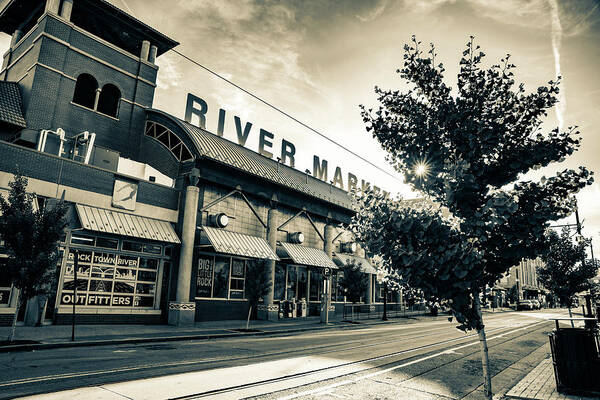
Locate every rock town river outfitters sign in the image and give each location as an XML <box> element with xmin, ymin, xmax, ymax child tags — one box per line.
<box><xmin>185</xmin><ymin>93</ymin><xmax>388</xmax><ymax>196</ymax></box>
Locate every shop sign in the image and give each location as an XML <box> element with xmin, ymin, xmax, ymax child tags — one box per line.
<box><xmin>196</xmin><ymin>255</ymin><xmax>213</xmax><ymax>298</ymax></box>
<box><xmin>86</xmin><ymin>294</ymin><xmax>111</xmax><ymax>306</ymax></box>
<box><xmin>94</xmin><ymin>252</ymin><xmax>117</xmax><ymax>265</ymax></box>
<box><xmin>185</xmin><ymin>93</ymin><xmax>388</xmax><ymax>196</ymax></box>
<box><xmin>68</xmin><ymin>250</ymin><xmax>92</xmax><ymax>263</ymax></box>
<box><xmin>117</xmin><ymin>255</ymin><xmax>139</xmax><ymax>267</ymax></box>
<box><xmin>112</xmin><ymin>179</ymin><xmax>138</xmax><ymax>211</ymax></box>
<box><xmin>0</xmin><ymin>289</ymin><xmax>10</xmax><ymax>305</ymax></box>
<box><xmin>112</xmin><ymin>295</ymin><xmax>133</xmax><ymax>307</ymax></box>
<box><xmin>60</xmin><ymin>293</ymin><xmax>87</xmax><ymax>305</ymax></box>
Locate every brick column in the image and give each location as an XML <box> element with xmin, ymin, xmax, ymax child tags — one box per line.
<box><xmin>60</xmin><ymin>0</ymin><xmax>74</xmax><ymax>21</ymax></box>
<box><xmin>258</xmin><ymin>203</ymin><xmax>279</xmax><ymax>321</ymax></box>
<box><xmin>169</xmin><ymin>170</ymin><xmax>200</xmax><ymax>326</ymax></box>
<box><xmin>45</xmin><ymin>0</ymin><xmax>61</xmax><ymax>14</ymax></box>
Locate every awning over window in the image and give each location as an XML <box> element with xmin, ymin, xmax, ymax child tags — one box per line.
<box><xmin>76</xmin><ymin>204</ymin><xmax>180</xmax><ymax>243</ymax></box>
<box><xmin>333</xmin><ymin>253</ymin><xmax>377</xmax><ymax>274</ymax></box>
<box><xmin>202</xmin><ymin>227</ymin><xmax>279</xmax><ymax>261</ymax></box>
<box><xmin>277</xmin><ymin>242</ymin><xmax>337</xmax><ymax>269</ymax></box>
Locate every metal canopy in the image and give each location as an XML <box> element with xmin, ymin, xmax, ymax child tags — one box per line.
<box><xmin>202</xmin><ymin>227</ymin><xmax>279</xmax><ymax>261</ymax></box>
<box><xmin>333</xmin><ymin>253</ymin><xmax>376</xmax><ymax>274</ymax></box>
<box><xmin>277</xmin><ymin>242</ymin><xmax>337</xmax><ymax>269</ymax></box>
<box><xmin>76</xmin><ymin>204</ymin><xmax>180</xmax><ymax>244</ymax></box>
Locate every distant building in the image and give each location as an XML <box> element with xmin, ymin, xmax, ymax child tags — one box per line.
<box><xmin>498</xmin><ymin>258</ymin><xmax>546</xmax><ymax>303</ymax></box>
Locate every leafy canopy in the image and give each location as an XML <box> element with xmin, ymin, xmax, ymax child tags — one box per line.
<box><xmin>537</xmin><ymin>228</ymin><xmax>598</xmax><ymax>306</ymax></box>
<box><xmin>353</xmin><ymin>36</ymin><xmax>592</xmax><ymax>331</ymax></box>
<box><xmin>244</xmin><ymin>259</ymin><xmax>272</xmax><ymax>307</ymax></box>
<box><xmin>338</xmin><ymin>260</ymin><xmax>369</xmax><ymax>303</ymax></box>
<box><xmin>0</xmin><ymin>173</ymin><xmax>68</xmax><ymax>302</ymax></box>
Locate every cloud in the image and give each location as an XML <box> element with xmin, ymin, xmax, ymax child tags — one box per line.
<box><xmin>356</xmin><ymin>0</ymin><xmax>388</xmax><ymax>22</ymax></box>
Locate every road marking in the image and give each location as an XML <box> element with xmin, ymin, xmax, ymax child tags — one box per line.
<box><xmin>277</xmin><ymin>320</ymin><xmax>548</xmax><ymax>400</ymax></box>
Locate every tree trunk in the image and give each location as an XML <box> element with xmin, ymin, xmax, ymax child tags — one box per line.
<box><xmin>8</xmin><ymin>292</ymin><xmax>22</xmax><ymax>343</ymax></box>
<box><xmin>568</xmin><ymin>307</ymin><xmax>574</xmax><ymax>328</ymax></box>
<box><xmin>246</xmin><ymin>305</ymin><xmax>252</xmax><ymax>331</ymax></box>
<box><xmin>474</xmin><ymin>294</ymin><xmax>493</xmax><ymax>400</ymax></box>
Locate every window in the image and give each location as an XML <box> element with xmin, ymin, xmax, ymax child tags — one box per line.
<box><xmin>60</xmin><ymin>248</ymin><xmax>162</xmax><ymax>309</ymax></box>
<box><xmin>286</xmin><ymin>265</ymin><xmax>297</xmax><ymax>300</ymax></box>
<box><xmin>0</xmin><ymin>258</ymin><xmax>12</xmax><ymax>306</ymax></box>
<box><xmin>97</xmin><ymin>84</ymin><xmax>121</xmax><ymax>117</ymax></box>
<box><xmin>274</xmin><ymin>264</ymin><xmax>285</xmax><ymax>301</ymax></box>
<box><xmin>229</xmin><ymin>259</ymin><xmax>245</xmax><ymax>299</ymax></box>
<box><xmin>309</xmin><ymin>269</ymin><xmax>322</xmax><ymax>301</ymax></box>
<box><xmin>213</xmin><ymin>257</ymin><xmax>230</xmax><ymax>299</ymax></box>
<box><xmin>73</xmin><ymin>73</ymin><xmax>98</xmax><ymax>109</ymax></box>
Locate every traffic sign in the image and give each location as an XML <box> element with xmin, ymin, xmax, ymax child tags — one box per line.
<box><xmin>323</xmin><ymin>267</ymin><xmax>331</xmax><ymax>277</ymax></box>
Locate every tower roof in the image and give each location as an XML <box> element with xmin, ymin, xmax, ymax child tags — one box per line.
<box><xmin>0</xmin><ymin>0</ymin><xmax>178</xmax><ymax>57</ymax></box>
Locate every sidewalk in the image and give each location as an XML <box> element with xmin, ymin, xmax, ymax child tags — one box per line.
<box><xmin>0</xmin><ymin>312</ymin><xmax>456</xmax><ymax>353</ymax></box>
<box><xmin>505</xmin><ymin>358</ymin><xmax>599</xmax><ymax>400</ymax></box>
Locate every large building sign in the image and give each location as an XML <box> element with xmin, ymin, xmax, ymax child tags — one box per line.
<box><xmin>185</xmin><ymin>93</ymin><xmax>387</xmax><ymax>196</ymax></box>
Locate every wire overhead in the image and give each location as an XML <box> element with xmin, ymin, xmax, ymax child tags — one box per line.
<box><xmin>170</xmin><ymin>49</ymin><xmax>401</xmax><ymax>182</ymax></box>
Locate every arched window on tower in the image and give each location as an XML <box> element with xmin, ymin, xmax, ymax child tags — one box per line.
<box><xmin>72</xmin><ymin>73</ymin><xmax>98</xmax><ymax>109</ymax></box>
<box><xmin>97</xmin><ymin>84</ymin><xmax>121</xmax><ymax>117</ymax></box>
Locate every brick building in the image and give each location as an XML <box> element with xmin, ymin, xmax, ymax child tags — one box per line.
<box><xmin>0</xmin><ymin>0</ymin><xmax>384</xmax><ymax>326</ymax></box>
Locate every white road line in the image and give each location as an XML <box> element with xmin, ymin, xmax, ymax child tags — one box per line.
<box><xmin>276</xmin><ymin>319</ymin><xmax>548</xmax><ymax>400</ymax></box>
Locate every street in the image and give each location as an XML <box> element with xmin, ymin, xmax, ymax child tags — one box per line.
<box><xmin>1</xmin><ymin>310</ymin><xmax>568</xmax><ymax>400</ymax></box>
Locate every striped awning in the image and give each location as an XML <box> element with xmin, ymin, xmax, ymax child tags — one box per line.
<box><xmin>202</xmin><ymin>227</ymin><xmax>279</xmax><ymax>260</ymax></box>
<box><xmin>277</xmin><ymin>242</ymin><xmax>337</xmax><ymax>269</ymax></box>
<box><xmin>76</xmin><ymin>204</ymin><xmax>180</xmax><ymax>243</ymax></box>
<box><xmin>333</xmin><ymin>253</ymin><xmax>376</xmax><ymax>274</ymax></box>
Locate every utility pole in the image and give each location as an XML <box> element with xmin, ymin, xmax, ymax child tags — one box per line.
<box><xmin>575</xmin><ymin>201</ymin><xmax>595</xmax><ymax>319</ymax></box>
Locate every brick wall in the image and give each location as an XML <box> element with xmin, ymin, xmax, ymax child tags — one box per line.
<box><xmin>276</xmin><ymin>206</ymin><xmax>325</xmax><ymax>249</ymax></box>
<box><xmin>200</xmin><ymin>186</ymin><xmax>268</xmax><ymax>238</ymax></box>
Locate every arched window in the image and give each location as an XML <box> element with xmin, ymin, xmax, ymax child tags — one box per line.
<box><xmin>97</xmin><ymin>84</ymin><xmax>121</xmax><ymax>117</ymax></box>
<box><xmin>72</xmin><ymin>73</ymin><xmax>97</xmax><ymax>109</ymax></box>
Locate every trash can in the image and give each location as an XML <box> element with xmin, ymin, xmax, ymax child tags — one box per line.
<box><xmin>549</xmin><ymin>327</ymin><xmax>600</xmax><ymax>395</ymax></box>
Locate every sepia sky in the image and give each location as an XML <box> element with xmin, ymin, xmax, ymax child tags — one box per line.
<box><xmin>1</xmin><ymin>0</ymin><xmax>599</xmax><ymax>251</ymax></box>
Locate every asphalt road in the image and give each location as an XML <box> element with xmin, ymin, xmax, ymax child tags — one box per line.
<box><xmin>1</xmin><ymin>310</ymin><xmax>567</xmax><ymax>399</ymax></box>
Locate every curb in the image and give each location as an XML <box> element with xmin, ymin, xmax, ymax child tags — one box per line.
<box><xmin>0</xmin><ymin>319</ymin><xmax>383</xmax><ymax>353</ymax></box>
<box><xmin>0</xmin><ymin>311</ymin><xmax>508</xmax><ymax>353</ymax></box>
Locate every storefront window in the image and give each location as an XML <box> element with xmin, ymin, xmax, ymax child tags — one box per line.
<box><xmin>274</xmin><ymin>264</ymin><xmax>285</xmax><ymax>301</ymax></box>
<box><xmin>122</xmin><ymin>241</ymin><xmax>143</xmax><ymax>252</ymax></box>
<box><xmin>334</xmin><ymin>272</ymin><xmax>345</xmax><ymax>302</ymax></box>
<box><xmin>230</xmin><ymin>258</ymin><xmax>245</xmax><ymax>299</ymax></box>
<box><xmin>71</xmin><ymin>234</ymin><xmax>95</xmax><ymax>246</ymax></box>
<box><xmin>297</xmin><ymin>267</ymin><xmax>308</xmax><ymax>301</ymax></box>
<box><xmin>286</xmin><ymin>265</ymin><xmax>297</xmax><ymax>300</ymax></box>
<box><xmin>60</xmin><ymin>245</ymin><xmax>162</xmax><ymax>309</ymax></box>
<box><xmin>309</xmin><ymin>269</ymin><xmax>322</xmax><ymax>301</ymax></box>
<box><xmin>0</xmin><ymin>257</ymin><xmax>12</xmax><ymax>306</ymax></box>
<box><xmin>96</xmin><ymin>237</ymin><xmax>118</xmax><ymax>249</ymax></box>
<box><xmin>213</xmin><ymin>257</ymin><xmax>230</xmax><ymax>299</ymax></box>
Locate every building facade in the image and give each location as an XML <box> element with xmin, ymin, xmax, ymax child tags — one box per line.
<box><xmin>0</xmin><ymin>0</ymin><xmax>388</xmax><ymax>326</ymax></box>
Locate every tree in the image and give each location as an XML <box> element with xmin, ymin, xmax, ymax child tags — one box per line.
<box><xmin>354</xmin><ymin>36</ymin><xmax>593</xmax><ymax>399</ymax></box>
<box><xmin>507</xmin><ymin>284</ymin><xmax>519</xmax><ymax>305</ymax></box>
<box><xmin>0</xmin><ymin>173</ymin><xmax>67</xmax><ymax>342</ymax></box>
<box><xmin>244</xmin><ymin>259</ymin><xmax>272</xmax><ymax>330</ymax></box>
<box><xmin>537</xmin><ymin>228</ymin><xmax>598</xmax><ymax>327</ymax></box>
<box><xmin>338</xmin><ymin>260</ymin><xmax>368</xmax><ymax>304</ymax></box>
<box><xmin>372</xmin><ymin>257</ymin><xmax>402</xmax><ymax>320</ymax></box>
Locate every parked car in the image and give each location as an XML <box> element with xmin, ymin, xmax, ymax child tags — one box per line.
<box><xmin>517</xmin><ymin>300</ymin><xmax>535</xmax><ymax>311</ymax></box>
<box><xmin>531</xmin><ymin>299</ymin><xmax>541</xmax><ymax>310</ymax></box>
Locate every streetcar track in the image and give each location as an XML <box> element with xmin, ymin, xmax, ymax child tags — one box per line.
<box><xmin>168</xmin><ymin>320</ymin><xmax>550</xmax><ymax>400</ymax></box>
<box><xmin>0</xmin><ymin>318</ymin><xmax>525</xmax><ymax>389</ymax></box>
